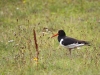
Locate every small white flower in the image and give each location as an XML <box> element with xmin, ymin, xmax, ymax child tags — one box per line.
<box><xmin>77</xmin><ymin>47</ymin><xmax>81</xmax><ymax>49</ymax></box>
<box><xmin>0</xmin><ymin>11</ymin><xmax>4</xmax><ymax>15</ymax></box>
<box><xmin>8</xmin><ymin>40</ymin><xmax>14</xmax><ymax>43</ymax></box>
<box><xmin>1</xmin><ymin>41</ymin><xmax>3</xmax><ymax>42</ymax></box>
<box><xmin>16</xmin><ymin>7</ymin><xmax>19</xmax><ymax>10</ymax></box>
<box><xmin>45</xmin><ymin>29</ymin><xmax>48</xmax><ymax>32</ymax></box>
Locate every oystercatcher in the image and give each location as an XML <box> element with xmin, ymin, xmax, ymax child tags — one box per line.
<box><xmin>51</xmin><ymin>30</ymin><xmax>90</xmax><ymax>55</ymax></box>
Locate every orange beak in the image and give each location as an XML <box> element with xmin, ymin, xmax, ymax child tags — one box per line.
<box><xmin>51</xmin><ymin>33</ymin><xmax>58</xmax><ymax>38</ymax></box>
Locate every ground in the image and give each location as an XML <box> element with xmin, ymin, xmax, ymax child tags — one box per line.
<box><xmin>0</xmin><ymin>0</ymin><xmax>100</xmax><ymax>75</ymax></box>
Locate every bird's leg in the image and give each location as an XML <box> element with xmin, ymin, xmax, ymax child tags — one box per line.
<box><xmin>69</xmin><ymin>48</ymin><xmax>72</xmax><ymax>55</ymax></box>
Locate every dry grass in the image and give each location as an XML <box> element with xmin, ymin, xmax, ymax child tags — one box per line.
<box><xmin>0</xmin><ymin>0</ymin><xmax>100</xmax><ymax>75</ymax></box>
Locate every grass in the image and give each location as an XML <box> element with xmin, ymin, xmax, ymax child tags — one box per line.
<box><xmin>0</xmin><ymin>0</ymin><xmax>100</xmax><ymax>75</ymax></box>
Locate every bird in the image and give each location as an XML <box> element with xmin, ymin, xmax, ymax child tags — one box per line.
<box><xmin>51</xmin><ymin>30</ymin><xmax>90</xmax><ymax>55</ymax></box>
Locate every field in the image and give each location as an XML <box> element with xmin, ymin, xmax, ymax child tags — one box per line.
<box><xmin>0</xmin><ymin>0</ymin><xmax>100</xmax><ymax>75</ymax></box>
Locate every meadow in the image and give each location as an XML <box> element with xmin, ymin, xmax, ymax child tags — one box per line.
<box><xmin>0</xmin><ymin>0</ymin><xmax>100</xmax><ymax>75</ymax></box>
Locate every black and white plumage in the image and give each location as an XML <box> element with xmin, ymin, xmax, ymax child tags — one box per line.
<box><xmin>52</xmin><ymin>30</ymin><xmax>90</xmax><ymax>55</ymax></box>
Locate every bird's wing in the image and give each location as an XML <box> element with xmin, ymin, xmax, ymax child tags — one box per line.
<box><xmin>62</xmin><ymin>37</ymin><xmax>90</xmax><ymax>46</ymax></box>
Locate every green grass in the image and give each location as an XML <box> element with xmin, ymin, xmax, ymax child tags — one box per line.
<box><xmin>0</xmin><ymin>0</ymin><xmax>100</xmax><ymax>75</ymax></box>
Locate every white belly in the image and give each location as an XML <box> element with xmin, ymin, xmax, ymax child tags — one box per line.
<box><xmin>66</xmin><ymin>43</ymin><xmax>84</xmax><ymax>48</ymax></box>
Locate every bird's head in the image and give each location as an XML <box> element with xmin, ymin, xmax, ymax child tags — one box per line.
<box><xmin>51</xmin><ymin>30</ymin><xmax>66</xmax><ymax>38</ymax></box>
